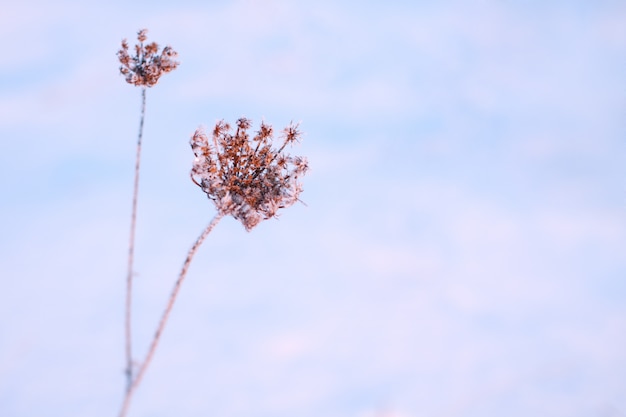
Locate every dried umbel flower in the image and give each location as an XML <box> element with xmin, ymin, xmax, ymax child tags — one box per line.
<box><xmin>117</xmin><ymin>29</ymin><xmax>179</xmax><ymax>87</ymax></box>
<box><xmin>191</xmin><ymin>118</ymin><xmax>309</xmax><ymax>231</ymax></box>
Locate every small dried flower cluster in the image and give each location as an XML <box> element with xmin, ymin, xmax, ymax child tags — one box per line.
<box><xmin>117</xmin><ymin>29</ymin><xmax>179</xmax><ymax>87</ymax></box>
<box><xmin>191</xmin><ymin>118</ymin><xmax>309</xmax><ymax>231</ymax></box>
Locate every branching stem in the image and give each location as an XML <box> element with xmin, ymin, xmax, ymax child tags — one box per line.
<box><xmin>118</xmin><ymin>213</ymin><xmax>224</xmax><ymax>417</ymax></box>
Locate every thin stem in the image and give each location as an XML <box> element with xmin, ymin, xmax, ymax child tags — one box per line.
<box><xmin>118</xmin><ymin>213</ymin><xmax>224</xmax><ymax>417</ymax></box>
<box><xmin>125</xmin><ymin>87</ymin><xmax>147</xmax><ymax>391</ymax></box>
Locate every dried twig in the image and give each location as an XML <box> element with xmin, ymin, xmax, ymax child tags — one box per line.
<box><xmin>118</xmin><ymin>214</ymin><xmax>223</xmax><ymax>417</ymax></box>
<box><xmin>118</xmin><ymin>119</ymin><xmax>308</xmax><ymax>416</ymax></box>
<box><xmin>117</xmin><ymin>28</ymin><xmax>179</xmax><ymax>390</ymax></box>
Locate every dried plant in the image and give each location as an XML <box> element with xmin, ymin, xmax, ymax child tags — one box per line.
<box><xmin>117</xmin><ymin>29</ymin><xmax>179</xmax><ymax>88</ymax></box>
<box><xmin>191</xmin><ymin>118</ymin><xmax>309</xmax><ymax>230</ymax></box>
<box><xmin>117</xmin><ymin>119</ymin><xmax>308</xmax><ymax>417</ymax></box>
<box><xmin>116</xmin><ymin>28</ymin><xmax>178</xmax><ymax>394</ymax></box>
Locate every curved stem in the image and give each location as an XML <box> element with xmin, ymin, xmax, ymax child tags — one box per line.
<box><xmin>118</xmin><ymin>213</ymin><xmax>224</xmax><ymax>417</ymax></box>
<box><xmin>125</xmin><ymin>87</ymin><xmax>147</xmax><ymax>391</ymax></box>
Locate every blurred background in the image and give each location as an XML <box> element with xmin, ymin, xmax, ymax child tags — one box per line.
<box><xmin>1</xmin><ymin>1</ymin><xmax>625</xmax><ymax>416</ymax></box>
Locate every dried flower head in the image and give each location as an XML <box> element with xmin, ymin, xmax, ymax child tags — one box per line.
<box><xmin>117</xmin><ymin>29</ymin><xmax>179</xmax><ymax>87</ymax></box>
<box><xmin>190</xmin><ymin>118</ymin><xmax>309</xmax><ymax>231</ymax></box>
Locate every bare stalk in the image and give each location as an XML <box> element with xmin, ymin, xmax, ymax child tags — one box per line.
<box><xmin>125</xmin><ymin>87</ymin><xmax>147</xmax><ymax>391</ymax></box>
<box><xmin>118</xmin><ymin>213</ymin><xmax>224</xmax><ymax>417</ymax></box>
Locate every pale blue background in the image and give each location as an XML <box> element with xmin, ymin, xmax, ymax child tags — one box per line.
<box><xmin>1</xmin><ymin>1</ymin><xmax>625</xmax><ymax>416</ymax></box>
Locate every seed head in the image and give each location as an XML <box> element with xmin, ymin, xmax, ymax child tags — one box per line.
<box><xmin>190</xmin><ymin>119</ymin><xmax>309</xmax><ymax>231</ymax></box>
<box><xmin>117</xmin><ymin>29</ymin><xmax>179</xmax><ymax>87</ymax></box>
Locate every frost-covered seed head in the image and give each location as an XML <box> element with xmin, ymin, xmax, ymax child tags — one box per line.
<box><xmin>117</xmin><ymin>28</ymin><xmax>179</xmax><ymax>87</ymax></box>
<box><xmin>190</xmin><ymin>118</ymin><xmax>308</xmax><ymax>231</ymax></box>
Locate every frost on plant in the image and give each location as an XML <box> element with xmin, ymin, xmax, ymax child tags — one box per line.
<box><xmin>116</xmin><ymin>28</ymin><xmax>179</xmax><ymax>395</ymax></box>
<box><xmin>117</xmin><ymin>29</ymin><xmax>179</xmax><ymax>87</ymax></box>
<box><xmin>190</xmin><ymin>118</ymin><xmax>309</xmax><ymax>231</ymax></box>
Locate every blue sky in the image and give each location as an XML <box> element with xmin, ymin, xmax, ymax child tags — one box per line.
<box><xmin>1</xmin><ymin>1</ymin><xmax>625</xmax><ymax>416</ymax></box>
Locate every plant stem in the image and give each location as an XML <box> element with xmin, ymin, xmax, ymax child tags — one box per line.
<box><xmin>125</xmin><ymin>87</ymin><xmax>147</xmax><ymax>391</ymax></box>
<box><xmin>118</xmin><ymin>213</ymin><xmax>224</xmax><ymax>417</ymax></box>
